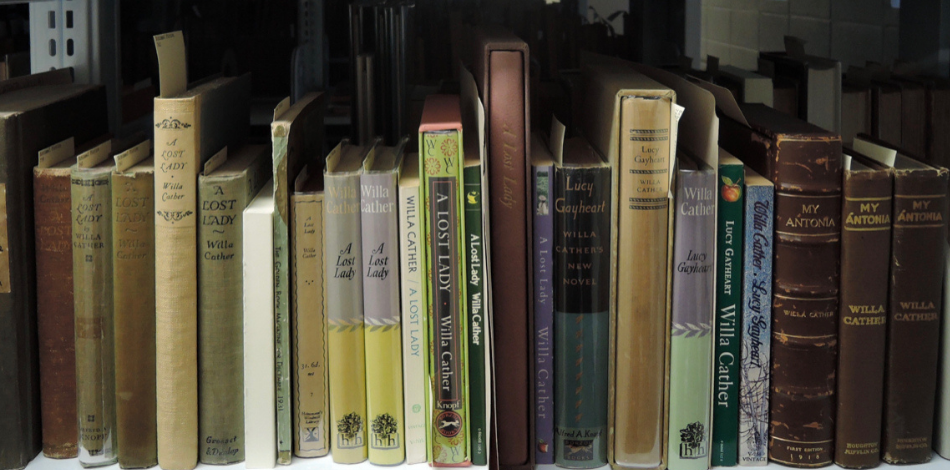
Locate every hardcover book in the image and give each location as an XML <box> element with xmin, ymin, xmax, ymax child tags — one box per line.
<box><xmin>667</xmin><ymin>153</ymin><xmax>716</xmax><ymax>470</ymax></box>
<box><xmin>717</xmin><ymin>102</ymin><xmax>842</xmax><ymax>468</ymax></box>
<box><xmin>112</xmin><ymin>141</ymin><xmax>158</xmax><ymax>469</ymax></box>
<box><xmin>243</xmin><ymin>180</ymin><xmax>277</xmax><ymax>470</ymax></box>
<box><xmin>0</xmin><ymin>70</ymin><xmax>107</xmax><ymax>469</ymax></box>
<box><xmin>578</xmin><ymin>61</ymin><xmax>675</xmax><ymax>469</ymax></box>
<box><xmin>152</xmin><ymin>32</ymin><xmax>250</xmax><ymax>470</ymax></box>
<box><xmin>398</xmin><ymin>153</ymin><xmax>427</xmax><ymax>465</ymax></box>
<box><xmin>325</xmin><ymin>141</ymin><xmax>371</xmax><ymax>464</ymax></box>
<box><xmin>271</xmin><ymin>93</ymin><xmax>327</xmax><ymax>464</ymax></box>
<box><xmin>552</xmin><ymin>136</ymin><xmax>611</xmax><ymax>468</ymax></box>
<box><xmin>361</xmin><ymin>139</ymin><xmax>406</xmax><ymax>465</ymax></box>
<box><xmin>712</xmin><ymin>150</ymin><xmax>743</xmax><ymax>466</ymax></box>
<box><xmin>472</xmin><ymin>28</ymin><xmax>532</xmax><ymax>469</ymax></box>
<box><xmin>197</xmin><ymin>145</ymin><xmax>271</xmax><ymax>464</ymax></box>
<box><xmin>419</xmin><ymin>95</ymin><xmax>470</xmax><ymax>466</ymax></box>
<box><xmin>71</xmin><ymin>142</ymin><xmax>118</xmax><ymax>466</ymax></box>
<box><xmin>460</xmin><ymin>63</ymin><xmax>489</xmax><ymax>466</ymax></box>
<box><xmin>33</xmin><ymin>138</ymin><xmax>81</xmax><ymax>460</ymax></box>
<box><xmin>738</xmin><ymin>168</ymin><xmax>774</xmax><ymax>466</ymax></box>
<box><xmin>530</xmin><ymin>132</ymin><xmax>555</xmax><ymax>465</ymax></box>
<box><xmin>852</xmin><ymin>135</ymin><xmax>948</xmax><ymax>464</ymax></box>
<box><xmin>833</xmin><ymin>147</ymin><xmax>892</xmax><ymax>469</ymax></box>
<box><xmin>291</xmin><ymin>167</ymin><xmax>329</xmax><ymax>458</ymax></box>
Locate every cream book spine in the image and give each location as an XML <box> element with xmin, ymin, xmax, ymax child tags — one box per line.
<box><xmin>399</xmin><ymin>155</ymin><xmax>427</xmax><ymax>464</ymax></box>
<box><xmin>243</xmin><ymin>180</ymin><xmax>276</xmax><ymax>469</ymax></box>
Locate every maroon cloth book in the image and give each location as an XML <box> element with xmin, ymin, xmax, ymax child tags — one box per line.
<box><xmin>472</xmin><ymin>26</ymin><xmax>532</xmax><ymax>470</ymax></box>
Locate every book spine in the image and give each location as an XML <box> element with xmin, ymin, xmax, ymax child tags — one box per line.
<box><xmin>399</xmin><ymin>180</ymin><xmax>427</xmax><ymax>464</ymax></box>
<box><xmin>768</xmin><ymin>138</ymin><xmax>841</xmax><ymax>468</ymax></box>
<box><xmin>667</xmin><ymin>170</ymin><xmax>716</xmax><ymax>470</ymax></box>
<box><xmin>272</xmin><ymin>136</ymin><xmax>292</xmax><ymax>466</ymax></box>
<box><xmin>834</xmin><ymin>171</ymin><xmax>891</xmax><ymax>468</ymax></box>
<box><xmin>361</xmin><ymin>172</ymin><xmax>405</xmax><ymax>464</ymax></box>
<box><xmin>325</xmin><ymin>172</ymin><xmax>368</xmax><ymax>464</ymax></box>
<box><xmin>420</xmin><ymin>130</ymin><xmax>469</xmax><ymax>466</ymax></box>
<box><xmin>291</xmin><ymin>192</ymin><xmax>329</xmax><ymax>457</ymax></box>
<box><xmin>613</xmin><ymin>96</ymin><xmax>671</xmax><ymax>468</ymax></box>
<box><xmin>113</xmin><ymin>170</ymin><xmax>157</xmax><ymax>468</ymax></box>
<box><xmin>154</xmin><ymin>97</ymin><xmax>199</xmax><ymax>470</ymax></box>
<box><xmin>33</xmin><ymin>168</ymin><xmax>78</xmax><ymax>458</ymax></box>
<box><xmin>532</xmin><ymin>163</ymin><xmax>554</xmax><ymax>465</ymax></box>
<box><xmin>881</xmin><ymin>168</ymin><xmax>949</xmax><ymax>464</ymax></box>
<box><xmin>243</xmin><ymin>202</ymin><xmax>276</xmax><ymax>469</ymax></box>
<box><xmin>712</xmin><ymin>162</ymin><xmax>743</xmax><ymax>466</ymax></box>
<box><xmin>71</xmin><ymin>170</ymin><xmax>117</xmax><ymax>466</ymax></box>
<box><xmin>739</xmin><ymin>182</ymin><xmax>773</xmax><ymax>466</ymax></box>
<box><xmin>553</xmin><ymin>165</ymin><xmax>611</xmax><ymax>468</ymax></box>
<box><xmin>464</xmin><ymin>165</ymin><xmax>487</xmax><ymax>466</ymax></box>
<box><xmin>197</xmin><ymin>175</ymin><xmax>247</xmax><ymax>464</ymax></box>
<box><xmin>486</xmin><ymin>50</ymin><xmax>531</xmax><ymax>468</ymax></box>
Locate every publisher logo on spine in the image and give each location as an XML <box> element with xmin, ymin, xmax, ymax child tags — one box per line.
<box><xmin>563</xmin><ymin>440</ymin><xmax>594</xmax><ymax>461</ymax></box>
<box><xmin>336</xmin><ymin>412</ymin><xmax>364</xmax><ymax>449</ymax></box>
<box><xmin>370</xmin><ymin>413</ymin><xmax>400</xmax><ymax>449</ymax></box>
<box><xmin>435</xmin><ymin>411</ymin><xmax>462</xmax><ymax>438</ymax></box>
<box><xmin>679</xmin><ymin>422</ymin><xmax>708</xmax><ymax>459</ymax></box>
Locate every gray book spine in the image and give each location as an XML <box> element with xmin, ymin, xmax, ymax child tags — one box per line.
<box><xmin>360</xmin><ymin>171</ymin><xmax>405</xmax><ymax>463</ymax></box>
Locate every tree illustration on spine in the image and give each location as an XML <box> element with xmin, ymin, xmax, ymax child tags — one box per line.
<box><xmin>338</xmin><ymin>412</ymin><xmax>363</xmax><ymax>440</ymax></box>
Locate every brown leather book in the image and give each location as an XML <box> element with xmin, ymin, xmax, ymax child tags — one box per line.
<box><xmin>33</xmin><ymin>154</ymin><xmax>78</xmax><ymax>459</ymax></box>
<box><xmin>834</xmin><ymin>149</ymin><xmax>892</xmax><ymax>469</ymax></box>
<box><xmin>852</xmin><ymin>135</ymin><xmax>950</xmax><ymax>464</ymax></box>
<box><xmin>472</xmin><ymin>26</ymin><xmax>532</xmax><ymax>470</ymax></box>
<box><xmin>718</xmin><ymin>103</ymin><xmax>841</xmax><ymax>468</ymax></box>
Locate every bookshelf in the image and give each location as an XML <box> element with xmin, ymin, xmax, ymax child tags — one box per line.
<box><xmin>23</xmin><ymin>454</ymin><xmax>950</xmax><ymax>470</ymax></box>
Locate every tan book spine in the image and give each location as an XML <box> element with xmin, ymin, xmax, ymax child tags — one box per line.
<box><xmin>113</xmin><ymin>167</ymin><xmax>157</xmax><ymax>468</ymax></box>
<box><xmin>613</xmin><ymin>96</ymin><xmax>672</xmax><ymax>468</ymax></box>
<box><xmin>33</xmin><ymin>166</ymin><xmax>78</xmax><ymax>458</ymax></box>
<box><xmin>71</xmin><ymin>167</ymin><xmax>117</xmax><ymax>466</ymax></box>
<box><xmin>291</xmin><ymin>191</ymin><xmax>329</xmax><ymax>457</ymax></box>
<box><xmin>154</xmin><ymin>97</ymin><xmax>199</xmax><ymax>470</ymax></box>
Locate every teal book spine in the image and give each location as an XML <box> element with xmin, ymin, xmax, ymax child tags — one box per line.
<box><xmin>463</xmin><ymin>164</ymin><xmax>487</xmax><ymax>465</ymax></box>
<box><xmin>553</xmin><ymin>163</ymin><xmax>610</xmax><ymax>468</ymax></box>
<box><xmin>712</xmin><ymin>160</ymin><xmax>744</xmax><ymax>466</ymax></box>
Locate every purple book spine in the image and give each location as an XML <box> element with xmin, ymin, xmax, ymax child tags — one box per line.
<box><xmin>533</xmin><ymin>163</ymin><xmax>554</xmax><ymax>463</ymax></box>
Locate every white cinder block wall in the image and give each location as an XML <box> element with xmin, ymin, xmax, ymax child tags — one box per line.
<box><xmin>701</xmin><ymin>0</ymin><xmax>901</xmax><ymax>70</ymax></box>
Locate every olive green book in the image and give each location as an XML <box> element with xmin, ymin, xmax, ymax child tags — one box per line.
<box><xmin>71</xmin><ymin>142</ymin><xmax>117</xmax><ymax>467</ymax></box>
<box><xmin>197</xmin><ymin>145</ymin><xmax>270</xmax><ymax>464</ymax></box>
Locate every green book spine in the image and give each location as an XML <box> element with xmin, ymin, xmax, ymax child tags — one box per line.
<box><xmin>712</xmin><ymin>160</ymin><xmax>745</xmax><ymax>467</ymax></box>
<box><xmin>272</xmin><ymin>133</ymin><xmax>293</xmax><ymax>465</ymax></box>
<box><xmin>198</xmin><ymin>157</ymin><xmax>267</xmax><ymax>464</ymax></box>
<box><xmin>71</xmin><ymin>166</ymin><xmax>117</xmax><ymax>466</ymax></box>
<box><xmin>420</xmin><ymin>130</ymin><xmax>470</xmax><ymax>466</ymax></box>
<box><xmin>463</xmin><ymin>164</ymin><xmax>486</xmax><ymax>465</ymax></box>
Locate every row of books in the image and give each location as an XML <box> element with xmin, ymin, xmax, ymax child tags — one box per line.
<box><xmin>685</xmin><ymin>38</ymin><xmax>950</xmax><ymax>170</ymax></box>
<box><xmin>4</xmin><ymin>26</ymin><xmax>950</xmax><ymax>470</ymax></box>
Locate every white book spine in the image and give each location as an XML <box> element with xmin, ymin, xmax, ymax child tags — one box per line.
<box><xmin>244</xmin><ymin>181</ymin><xmax>277</xmax><ymax>469</ymax></box>
<box><xmin>399</xmin><ymin>182</ymin><xmax>426</xmax><ymax>464</ymax></box>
